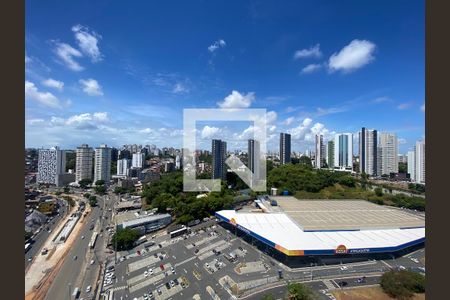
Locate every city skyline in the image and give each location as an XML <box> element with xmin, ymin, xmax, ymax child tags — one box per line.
<box><xmin>26</xmin><ymin>1</ymin><xmax>424</xmax><ymax>152</ymax></box>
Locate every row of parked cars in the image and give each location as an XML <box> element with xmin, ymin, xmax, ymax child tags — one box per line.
<box><xmin>103</xmin><ymin>265</ymin><xmax>116</xmax><ymax>287</ymax></box>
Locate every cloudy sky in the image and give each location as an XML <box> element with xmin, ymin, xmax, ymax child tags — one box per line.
<box><xmin>25</xmin><ymin>0</ymin><xmax>424</xmax><ymax>153</ymax></box>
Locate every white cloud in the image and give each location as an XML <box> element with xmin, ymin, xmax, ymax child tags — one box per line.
<box><xmin>25</xmin><ymin>81</ymin><xmax>61</xmax><ymax>109</ymax></box>
<box><xmin>328</xmin><ymin>39</ymin><xmax>376</xmax><ymax>73</ymax></box>
<box><xmin>26</xmin><ymin>118</ymin><xmax>45</xmax><ymax>125</ymax></box>
<box><xmin>139</xmin><ymin>128</ymin><xmax>154</xmax><ymax>134</ymax></box>
<box><xmin>371</xmin><ymin>96</ymin><xmax>390</xmax><ymax>104</ymax></box>
<box><xmin>208</xmin><ymin>39</ymin><xmax>226</xmax><ymax>52</ymax></box>
<box><xmin>53</xmin><ymin>42</ymin><xmax>84</xmax><ymax>71</ymax></box>
<box><xmin>172</xmin><ymin>83</ymin><xmax>189</xmax><ymax>94</ymax></box>
<box><xmin>294</xmin><ymin>44</ymin><xmax>322</xmax><ymax>59</ymax></box>
<box><xmin>287</xmin><ymin>118</ymin><xmax>334</xmax><ymax>144</ymax></box>
<box><xmin>315</xmin><ymin>106</ymin><xmax>348</xmax><ymax>116</ymax></box>
<box><xmin>42</xmin><ymin>78</ymin><xmax>64</xmax><ymax>91</ymax></box>
<box><xmin>201</xmin><ymin>126</ymin><xmax>221</xmax><ymax>139</ymax></box>
<box><xmin>301</xmin><ymin>63</ymin><xmax>322</xmax><ymax>74</ymax></box>
<box><xmin>51</xmin><ymin>112</ymin><xmax>109</xmax><ymax>130</ymax></box>
<box><xmin>397</xmin><ymin>103</ymin><xmax>411</xmax><ymax>110</ymax></box>
<box><xmin>269</xmin><ymin>125</ymin><xmax>277</xmax><ymax>132</ymax></box>
<box><xmin>398</xmin><ymin>138</ymin><xmax>407</xmax><ymax>145</ymax></box>
<box><xmin>79</xmin><ymin>78</ymin><xmax>103</xmax><ymax>96</ymax></box>
<box><xmin>93</xmin><ymin>112</ymin><xmax>109</xmax><ymax>122</ymax></box>
<box><xmin>217</xmin><ymin>90</ymin><xmax>255</xmax><ymax>108</ymax></box>
<box><xmin>420</xmin><ymin>103</ymin><xmax>425</xmax><ymax>112</ymax></box>
<box><xmin>284</xmin><ymin>117</ymin><xmax>295</xmax><ymax>126</ymax></box>
<box><xmin>25</xmin><ymin>55</ymin><xmax>31</xmax><ymax>64</ymax></box>
<box><xmin>71</xmin><ymin>24</ymin><xmax>103</xmax><ymax>62</ymax></box>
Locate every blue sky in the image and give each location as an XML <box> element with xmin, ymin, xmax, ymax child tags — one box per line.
<box><xmin>25</xmin><ymin>0</ymin><xmax>424</xmax><ymax>153</ymax></box>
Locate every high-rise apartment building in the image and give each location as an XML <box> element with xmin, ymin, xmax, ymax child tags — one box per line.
<box><xmin>407</xmin><ymin>140</ymin><xmax>425</xmax><ymax>184</ymax></box>
<box><xmin>359</xmin><ymin>127</ymin><xmax>378</xmax><ymax>176</ymax></box>
<box><xmin>314</xmin><ymin>134</ymin><xmax>325</xmax><ymax>168</ymax></box>
<box><xmin>407</xmin><ymin>150</ymin><xmax>416</xmax><ymax>181</ymax></box>
<box><xmin>117</xmin><ymin>158</ymin><xmax>131</xmax><ymax>176</ymax></box>
<box><xmin>132</xmin><ymin>152</ymin><xmax>145</xmax><ymax>168</ymax></box>
<box><xmin>37</xmin><ymin>147</ymin><xmax>66</xmax><ymax>185</ymax></box>
<box><xmin>327</xmin><ymin>140</ymin><xmax>335</xmax><ymax>168</ymax></box>
<box><xmin>379</xmin><ymin>132</ymin><xmax>399</xmax><ymax>175</ymax></box>
<box><xmin>212</xmin><ymin>139</ymin><xmax>227</xmax><ymax>180</ymax></box>
<box><xmin>94</xmin><ymin>144</ymin><xmax>112</xmax><ymax>183</ymax></box>
<box><xmin>75</xmin><ymin>144</ymin><xmax>94</xmax><ymax>183</ymax></box>
<box><xmin>415</xmin><ymin>140</ymin><xmax>425</xmax><ymax>184</ymax></box>
<box><xmin>279</xmin><ymin>133</ymin><xmax>291</xmax><ymax>165</ymax></box>
<box><xmin>334</xmin><ymin>133</ymin><xmax>353</xmax><ymax>168</ymax></box>
<box><xmin>248</xmin><ymin>139</ymin><xmax>260</xmax><ymax>179</ymax></box>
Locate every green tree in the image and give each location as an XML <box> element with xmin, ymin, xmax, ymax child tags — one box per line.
<box><xmin>65</xmin><ymin>152</ymin><xmax>76</xmax><ymax>172</ymax></box>
<box><xmin>398</xmin><ymin>162</ymin><xmax>407</xmax><ymax>174</ymax></box>
<box><xmin>380</xmin><ymin>270</ymin><xmax>425</xmax><ymax>299</ymax></box>
<box><xmin>79</xmin><ymin>178</ymin><xmax>92</xmax><ymax>189</ymax></box>
<box><xmin>63</xmin><ymin>186</ymin><xmax>70</xmax><ymax>194</ymax></box>
<box><xmin>111</xmin><ymin>161</ymin><xmax>117</xmax><ymax>176</ymax></box>
<box><xmin>374</xmin><ymin>187</ymin><xmax>383</xmax><ymax>197</ymax></box>
<box><xmin>298</xmin><ymin>156</ymin><xmax>312</xmax><ymax>167</ymax></box>
<box><xmin>25</xmin><ymin>230</ymin><xmax>33</xmax><ymax>241</ymax></box>
<box><xmin>286</xmin><ymin>283</ymin><xmax>313</xmax><ymax>300</ymax></box>
<box><xmin>89</xmin><ymin>195</ymin><xmax>97</xmax><ymax>207</ymax></box>
<box><xmin>83</xmin><ymin>193</ymin><xmax>91</xmax><ymax>199</ymax></box>
<box><xmin>111</xmin><ymin>228</ymin><xmax>140</xmax><ymax>251</ymax></box>
<box><xmin>261</xmin><ymin>293</ymin><xmax>274</xmax><ymax>300</ymax></box>
<box><xmin>94</xmin><ymin>184</ymin><xmax>107</xmax><ymax>195</ymax></box>
<box><xmin>95</xmin><ymin>180</ymin><xmax>105</xmax><ymax>186</ymax></box>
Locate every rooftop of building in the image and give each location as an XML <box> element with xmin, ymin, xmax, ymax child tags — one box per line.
<box><xmin>266</xmin><ymin>196</ymin><xmax>425</xmax><ymax>231</ymax></box>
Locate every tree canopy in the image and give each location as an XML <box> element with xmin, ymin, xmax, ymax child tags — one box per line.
<box><xmin>380</xmin><ymin>270</ymin><xmax>425</xmax><ymax>299</ymax></box>
<box><xmin>111</xmin><ymin>228</ymin><xmax>140</xmax><ymax>251</ymax></box>
<box><xmin>286</xmin><ymin>283</ymin><xmax>313</xmax><ymax>300</ymax></box>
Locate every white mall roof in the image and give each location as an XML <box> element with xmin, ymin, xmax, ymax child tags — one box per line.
<box><xmin>216</xmin><ymin>210</ymin><xmax>425</xmax><ymax>256</ymax></box>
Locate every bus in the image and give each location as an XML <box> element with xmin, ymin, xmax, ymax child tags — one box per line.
<box><xmin>25</xmin><ymin>243</ymin><xmax>32</xmax><ymax>253</ymax></box>
<box><xmin>170</xmin><ymin>226</ymin><xmax>188</xmax><ymax>238</ymax></box>
<box><xmin>88</xmin><ymin>232</ymin><xmax>98</xmax><ymax>249</ymax></box>
<box><xmin>134</xmin><ymin>235</ymin><xmax>147</xmax><ymax>247</ymax></box>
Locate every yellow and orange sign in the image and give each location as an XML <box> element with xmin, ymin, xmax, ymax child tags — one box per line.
<box><xmin>335</xmin><ymin>244</ymin><xmax>348</xmax><ymax>254</ymax></box>
<box><xmin>230</xmin><ymin>218</ymin><xmax>237</xmax><ymax>226</ymax></box>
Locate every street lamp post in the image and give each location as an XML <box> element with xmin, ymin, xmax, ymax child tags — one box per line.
<box><xmin>68</xmin><ymin>283</ymin><xmax>71</xmax><ymax>300</ymax></box>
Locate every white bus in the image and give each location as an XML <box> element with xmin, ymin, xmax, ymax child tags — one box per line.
<box><xmin>134</xmin><ymin>235</ymin><xmax>147</xmax><ymax>246</ymax></box>
<box><xmin>88</xmin><ymin>232</ymin><xmax>98</xmax><ymax>249</ymax></box>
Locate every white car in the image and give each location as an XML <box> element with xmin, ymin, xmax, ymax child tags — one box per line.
<box><xmin>90</xmin><ymin>260</ymin><xmax>95</xmax><ymax>265</ymax></box>
<box><xmin>144</xmin><ymin>271</ymin><xmax>149</xmax><ymax>277</ymax></box>
<box><xmin>149</xmin><ymin>268</ymin><xmax>153</xmax><ymax>275</ymax></box>
<box><xmin>86</xmin><ymin>286</ymin><xmax>91</xmax><ymax>293</ymax></box>
<box><xmin>340</xmin><ymin>266</ymin><xmax>348</xmax><ymax>271</ymax></box>
<box><xmin>411</xmin><ymin>258</ymin><xmax>419</xmax><ymax>263</ymax></box>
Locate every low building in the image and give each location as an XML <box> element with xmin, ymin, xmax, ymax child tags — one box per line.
<box><xmin>115</xmin><ymin>211</ymin><xmax>171</xmax><ymax>235</ymax></box>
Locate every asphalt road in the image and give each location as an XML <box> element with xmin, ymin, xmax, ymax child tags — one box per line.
<box><xmin>25</xmin><ymin>199</ymin><xmax>68</xmax><ymax>269</ymax></box>
<box><xmin>44</xmin><ymin>194</ymin><xmax>112</xmax><ymax>300</ymax></box>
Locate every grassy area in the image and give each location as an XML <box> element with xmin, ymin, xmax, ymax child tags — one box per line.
<box><xmin>294</xmin><ymin>184</ymin><xmax>425</xmax><ymax>211</ymax></box>
<box><xmin>332</xmin><ymin>286</ymin><xmax>425</xmax><ymax>300</ymax></box>
<box><xmin>294</xmin><ymin>184</ymin><xmax>369</xmax><ymax>199</ymax></box>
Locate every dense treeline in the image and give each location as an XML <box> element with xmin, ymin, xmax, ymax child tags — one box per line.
<box><xmin>267</xmin><ymin>164</ymin><xmax>425</xmax><ymax>211</ymax></box>
<box><xmin>267</xmin><ymin>163</ymin><xmax>356</xmax><ymax>194</ymax></box>
<box><xmin>141</xmin><ymin>171</ymin><xmax>234</xmax><ymax>224</ymax></box>
<box><xmin>380</xmin><ymin>270</ymin><xmax>425</xmax><ymax>299</ymax></box>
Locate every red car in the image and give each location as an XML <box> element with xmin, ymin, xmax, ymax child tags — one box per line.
<box><xmin>160</xmin><ymin>264</ymin><xmax>165</xmax><ymax>270</ymax></box>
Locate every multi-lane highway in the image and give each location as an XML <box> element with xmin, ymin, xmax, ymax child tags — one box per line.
<box><xmin>25</xmin><ymin>199</ymin><xmax>68</xmax><ymax>269</ymax></box>
<box><xmin>44</xmin><ymin>193</ymin><xmax>116</xmax><ymax>300</ymax></box>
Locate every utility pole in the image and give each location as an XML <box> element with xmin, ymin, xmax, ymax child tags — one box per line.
<box><xmin>68</xmin><ymin>283</ymin><xmax>71</xmax><ymax>300</ymax></box>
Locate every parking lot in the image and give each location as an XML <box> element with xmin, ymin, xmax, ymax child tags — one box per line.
<box><xmin>102</xmin><ymin>221</ymin><xmax>282</xmax><ymax>300</ymax></box>
<box><xmin>100</xmin><ymin>218</ymin><xmax>426</xmax><ymax>300</ymax></box>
